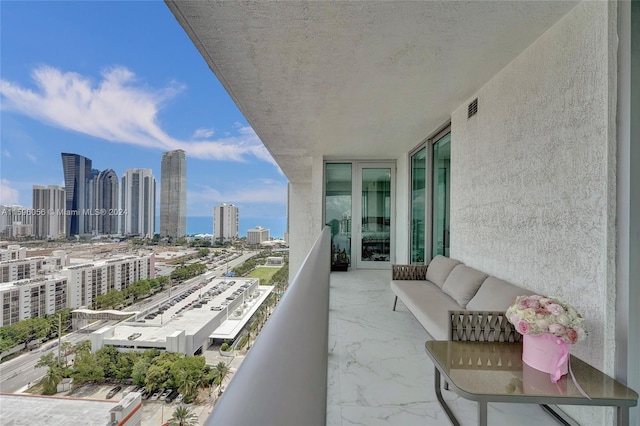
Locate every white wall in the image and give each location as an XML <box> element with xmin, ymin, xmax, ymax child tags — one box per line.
<box><xmin>450</xmin><ymin>2</ymin><xmax>617</xmax><ymax>423</ymax></box>
<box><xmin>288</xmin><ymin>181</ymin><xmax>318</xmax><ymax>280</ymax></box>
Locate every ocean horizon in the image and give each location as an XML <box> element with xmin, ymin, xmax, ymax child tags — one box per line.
<box><xmin>155</xmin><ymin>216</ymin><xmax>287</xmax><ymax>238</ymax></box>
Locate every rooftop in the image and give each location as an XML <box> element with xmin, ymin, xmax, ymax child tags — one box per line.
<box><xmin>0</xmin><ymin>393</ymin><xmax>115</xmax><ymax>426</ymax></box>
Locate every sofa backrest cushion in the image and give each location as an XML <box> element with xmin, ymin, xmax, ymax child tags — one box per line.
<box><xmin>441</xmin><ymin>265</ymin><xmax>489</xmax><ymax>308</ymax></box>
<box><xmin>425</xmin><ymin>255</ymin><xmax>462</xmax><ymax>289</ymax></box>
<box><xmin>466</xmin><ymin>276</ymin><xmax>535</xmax><ymax>311</ymax></box>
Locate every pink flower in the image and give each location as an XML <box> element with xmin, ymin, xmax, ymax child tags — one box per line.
<box><xmin>535</xmin><ymin>308</ymin><xmax>551</xmax><ymax>316</ymax></box>
<box><xmin>566</xmin><ymin>329</ymin><xmax>579</xmax><ymax>344</ymax></box>
<box><xmin>546</xmin><ymin>303</ymin><xmax>565</xmax><ymax>315</ymax></box>
<box><xmin>548</xmin><ymin>323</ymin><xmax>566</xmax><ymax>336</ymax></box>
<box><xmin>516</xmin><ymin>320</ymin><xmax>530</xmax><ymax>335</ymax></box>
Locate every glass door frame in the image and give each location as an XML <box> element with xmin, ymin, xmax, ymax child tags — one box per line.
<box><xmin>323</xmin><ymin>160</ymin><xmax>396</xmax><ymax>270</ymax></box>
<box><xmin>408</xmin><ymin>122</ymin><xmax>450</xmax><ymax>263</ymax></box>
<box><xmin>354</xmin><ymin>161</ymin><xmax>396</xmax><ymax>270</ymax></box>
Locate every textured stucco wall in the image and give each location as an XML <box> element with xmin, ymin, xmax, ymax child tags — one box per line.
<box><xmin>450</xmin><ymin>3</ymin><xmax>617</xmax><ymax>421</ymax></box>
<box><xmin>288</xmin><ymin>181</ymin><xmax>316</xmax><ymax>281</ymax></box>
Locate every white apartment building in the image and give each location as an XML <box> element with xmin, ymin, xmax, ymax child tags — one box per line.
<box><xmin>32</xmin><ymin>185</ymin><xmax>66</xmax><ymax>239</ymax></box>
<box><xmin>62</xmin><ymin>254</ymin><xmax>155</xmax><ymax>309</ymax></box>
<box><xmin>0</xmin><ymin>275</ymin><xmax>68</xmax><ymax>326</ymax></box>
<box><xmin>0</xmin><ymin>250</ymin><xmax>68</xmax><ymax>283</ymax></box>
<box><xmin>213</xmin><ymin>203</ymin><xmax>238</xmax><ymax>243</ymax></box>
<box><xmin>0</xmin><ymin>205</ymin><xmax>33</xmax><ymax>237</ymax></box>
<box><xmin>0</xmin><ymin>253</ymin><xmax>154</xmax><ymax>326</ymax></box>
<box><xmin>247</xmin><ymin>226</ymin><xmax>269</xmax><ymax>245</ymax></box>
<box><xmin>0</xmin><ymin>245</ymin><xmax>27</xmax><ymax>262</ymax></box>
<box><xmin>121</xmin><ymin>169</ymin><xmax>156</xmax><ymax>237</ymax></box>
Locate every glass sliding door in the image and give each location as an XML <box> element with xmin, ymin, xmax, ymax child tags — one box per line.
<box><xmin>432</xmin><ymin>132</ymin><xmax>451</xmax><ymax>258</ymax></box>
<box><xmin>410</xmin><ymin>147</ymin><xmax>426</xmax><ymax>264</ymax></box>
<box><xmin>355</xmin><ymin>163</ymin><xmax>394</xmax><ymax>269</ymax></box>
<box><xmin>325</xmin><ymin>163</ymin><xmax>352</xmax><ymax>271</ymax></box>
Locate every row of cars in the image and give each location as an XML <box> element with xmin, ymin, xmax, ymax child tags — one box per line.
<box><xmin>143</xmin><ymin>285</ymin><xmax>201</xmax><ymax>320</ymax></box>
<box><xmin>105</xmin><ymin>385</ymin><xmax>184</xmax><ymax>404</ymax></box>
<box><xmin>140</xmin><ymin>387</ymin><xmax>184</xmax><ymax>404</ymax></box>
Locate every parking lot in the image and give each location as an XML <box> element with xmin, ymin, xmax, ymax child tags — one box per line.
<box><xmin>68</xmin><ymin>383</ymin><xmax>196</xmax><ymax>425</ymax></box>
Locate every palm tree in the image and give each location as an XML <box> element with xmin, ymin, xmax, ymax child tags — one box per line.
<box><xmin>213</xmin><ymin>361</ymin><xmax>229</xmax><ymax>396</ymax></box>
<box><xmin>168</xmin><ymin>406</ymin><xmax>198</xmax><ymax>426</ymax></box>
<box><xmin>41</xmin><ymin>366</ymin><xmax>63</xmax><ymax>395</ymax></box>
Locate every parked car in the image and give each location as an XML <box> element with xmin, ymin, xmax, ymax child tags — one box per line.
<box><xmin>151</xmin><ymin>389</ymin><xmax>163</xmax><ymax>401</ymax></box>
<box><xmin>159</xmin><ymin>388</ymin><xmax>172</xmax><ymax>401</ymax></box>
<box><xmin>106</xmin><ymin>385</ymin><xmax>122</xmax><ymax>399</ymax></box>
<box><xmin>165</xmin><ymin>389</ymin><xmax>180</xmax><ymax>403</ymax></box>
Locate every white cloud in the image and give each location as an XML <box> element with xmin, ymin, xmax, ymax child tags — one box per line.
<box><xmin>0</xmin><ymin>179</ymin><xmax>21</xmax><ymax>205</ymax></box>
<box><xmin>187</xmin><ymin>180</ymin><xmax>287</xmax><ymax>216</ymax></box>
<box><xmin>26</xmin><ymin>153</ymin><xmax>37</xmax><ymax>163</ymax></box>
<box><xmin>2</xmin><ymin>150</ymin><xmax>10</xmax><ymax>158</ymax></box>
<box><xmin>193</xmin><ymin>128</ymin><xmax>214</xmax><ymax>139</ymax></box>
<box><xmin>0</xmin><ymin>65</ymin><xmax>277</xmax><ymax>165</ymax></box>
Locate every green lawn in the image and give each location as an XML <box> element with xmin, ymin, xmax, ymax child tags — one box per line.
<box><xmin>248</xmin><ymin>267</ymin><xmax>280</xmax><ymax>284</ymax></box>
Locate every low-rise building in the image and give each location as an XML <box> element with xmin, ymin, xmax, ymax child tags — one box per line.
<box><xmin>247</xmin><ymin>226</ymin><xmax>269</xmax><ymax>245</ymax></box>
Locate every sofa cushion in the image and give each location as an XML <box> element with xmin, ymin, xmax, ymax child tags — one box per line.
<box><xmin>390</xmin><ymin>279</ymin><xmax>459</xmax><ymax>340</ymax></box>
<box><xmin>441</xmin><ymin>265</ymin><xmax>489</xmax><ymax>308</ymax></box>
<box><xmin>425</xmin><ymin>255</ymin><xmax>462</xmax><ymax>289</ymax></box>
<box><xmin>466</xmin><ymin>276</ymin><xmax>534</xmax><ymax>311</ymax></box>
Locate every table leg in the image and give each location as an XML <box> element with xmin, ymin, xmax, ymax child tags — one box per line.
<box><xmin>617</xmin><ymin>406</ymin><xmax>629</xmax><ymax>426</ymax></box>
<box><xmin>434</xmin><ymin>367</ymin><xmax>460</xmax><ymax>426</ymax></box>
<box><xmin>477</xmin><ymin>400</ymin><xmax>487</xmax><ymax>426</ymax></box>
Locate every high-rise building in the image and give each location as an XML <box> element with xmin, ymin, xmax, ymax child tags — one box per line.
<box><xmin>90</xmin><ymin>169</ymin><xmax>119</xmax><ymax>235</ymax></box>
<box><xmin>213</xmin><ymin>203</ymin><xmax>238</xmax><ymax>243</ymax></box>
<box><xmin>121</xmin><ymin>169</ymin><xmax>156</xmax><ymax>237</ymax></box>
<box><xmin>160</xmin><ymin>150</ymin><xmax>187</xmax><ymax>238</ymax></box>
<box><xmin>61</xmin><ymin>153</ymin><xmax>92</xmax><ymax>236</ymax></box>
<box><xmin>247</xmin><ymin>226</ymin><xmax>269</xmax><ymax>245</ymax></box>
<box><xmin>32</xmin><ymin>185</ymin><xmax>66</xmax><ymax>239</ymax></box>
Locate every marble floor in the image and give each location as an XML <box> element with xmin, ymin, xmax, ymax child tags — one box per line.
<box><xmin>326</xmin><ymin>269</ymin><xmax>563</xmax><ymax>426</ymax></box>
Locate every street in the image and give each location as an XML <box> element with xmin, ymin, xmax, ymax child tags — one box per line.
<box><xmin>0</xmin><ymin>250</ymin><xmax>257</xmax><ymax>394</ymax></box>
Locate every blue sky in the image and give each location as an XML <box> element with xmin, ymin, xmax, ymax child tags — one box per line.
<box><xmin>0</xmin><ymin>1</ymin><xmax>287</xmax><ymax>220</ymax></box>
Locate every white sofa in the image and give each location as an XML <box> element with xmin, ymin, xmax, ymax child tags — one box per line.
<box><xmin>390</xmin><ymin>255</ymin><xmax>533</xmax><ymax>340</ymax></box>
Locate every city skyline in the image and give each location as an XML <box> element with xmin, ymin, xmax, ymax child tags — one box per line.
<box><xmin>0</xmin><ymin>1</ymin><xmax>287</xmax><ymax>220</ymax></box>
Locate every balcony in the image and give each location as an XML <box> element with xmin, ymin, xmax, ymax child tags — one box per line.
<box><xmin>207</xmin><ymin>228</ymin><xmax>563</xmax><ymax>425</ymax></box>
<box><xmin>327</xmin><ymin>269</ymin><xmax>561</xmax><ymax>425</ymax></box>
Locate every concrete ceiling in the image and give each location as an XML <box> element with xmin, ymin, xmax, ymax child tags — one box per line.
<box><xmin>166</xmin><ymin>1</ymin><xmax>578</xmax><ymax>183</ymax></box>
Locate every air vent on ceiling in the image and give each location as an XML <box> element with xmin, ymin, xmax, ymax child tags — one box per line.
<box><xmin>468</xmin><ymin>98</ymin><xmax>478</xmax><ymax>119</ymax></box>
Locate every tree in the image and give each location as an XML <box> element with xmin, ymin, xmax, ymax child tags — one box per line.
<box><xmin>168</xmin><ymin>406</ymin><xmax>198</xmax><ymax>426</ymax></box>
<box><xmin>35</xmin><ymin>352</ymin><xmax>60</xmax><ymax>370</ymax></box>
<box><xmin>213</xmin><ymin>361</ymin><xmax>230</xmax><ymax>396</ymax></box>
<box><xmin>10</xmin><ymin>317</ymin><xmax>50</xmax><ymax>346</ymax></box>
<box><xmin>131</xmin><ymin>358</ymin><xmax>151</xmax><ymax>386</ymax></box>
<box><xmin>171</xmin><ymin>356</ymin><xmax>205</xmax><ymax>399</ymax></box>
<box><xmin>41</xmin><ymin>366</ymin><xmax>63</xmax><ymax>395</ymax></box>
<box><xmin>71</xmin><ymin>350</ymin><xmax>104</xmax><ymax>384</ymax></box>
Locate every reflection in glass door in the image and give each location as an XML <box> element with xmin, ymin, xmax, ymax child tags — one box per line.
<box><xmin>356</xmin><ymin>163</ymin><xmax>394</xmax><ymax>269</ymax></box>
<box><xmin>325</xmin><ymin>163</ymin><xmax>352</xmax><ymax>271</ymax></box>
<box><xmin>410</xmin><ymin>147</ymin><xmax>426</xmax><ymax>264</ymax></box>
<box><xmin>432</xmin><ymin>133</ymin><xmax>451</xmax><ymax>258</ymax></box>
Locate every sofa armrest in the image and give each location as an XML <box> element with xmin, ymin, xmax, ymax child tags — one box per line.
<box><xmin>448</xmin><ymin>310</ymin><xmax>522</xmax><ymax>343</ymax></box>
<box><xmin>392</xmin><ymin>264</ymin><xmax>428</xmax><ymax>280</ymax></box>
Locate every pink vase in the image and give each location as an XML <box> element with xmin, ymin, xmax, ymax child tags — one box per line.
<box><xmin>522</xmin><ymin>333</ymin><xmax>570</xmax><ymax>383</ymax></box>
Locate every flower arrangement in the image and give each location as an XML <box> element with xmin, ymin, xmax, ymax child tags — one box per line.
<box><xmin>506</xmin><ymin>295</ymin><xmax>587</xmax><ymax>344</ymax></box>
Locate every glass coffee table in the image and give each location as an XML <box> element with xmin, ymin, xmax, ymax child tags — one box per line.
<box><xmin>425</xmin><ymin>340</ymin><xmax>638</xmax><ymax>426</ymax></box>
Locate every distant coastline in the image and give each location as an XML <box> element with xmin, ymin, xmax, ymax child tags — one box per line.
<box><xmin>155</xmin><ymin>216</ymin><xmax>287</xmax><ymax>238</ymax></box>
